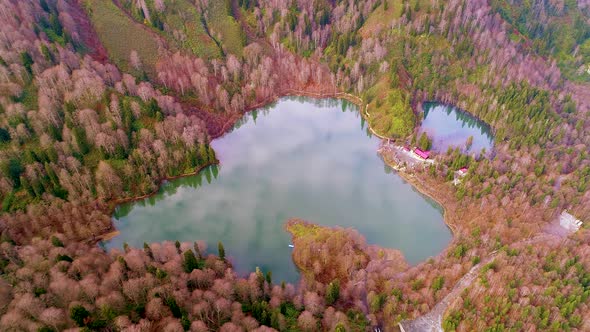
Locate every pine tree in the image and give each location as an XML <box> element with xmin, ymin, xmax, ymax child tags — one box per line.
<box><xmin>207</xmin><ymin>145</ymin><xmax>216</xmax><ymax>163</ymax></box>
<box><xmin>183</xmin><ymin>250</ymin><xmax>199</xmax><ymax>272</ymax></box>
<box><xmin>70</xmin><ymin>305</ymin><xmax>90</xmax><ymax>327</ymax></box>
<box><xmin>326</xmin><ymin>280</ymin><xmax>340</xmax><ymax>305</ymax></box>
<box><xmin>144</xmin><ymin>242</ymin><xmax>153</xmax><ymax>258</ymax></box>
<box><xmin>218</xmin><ymin>241</ymin><xmax>226</xmax><ymax>260</ymax></box>
<box><xmin>20</xmin><ymin>52</ymin><xmax>34</xmax><ymax>75</ymax></box>
<box><xmin>194</xmin><ymin>241</ymin><xmax>203</xmax><ymax>259</ymax></box>
<box><xmin>418</xmin><ymin>132</ymin><xmax>432</xmax><ymax>151</ymax></box>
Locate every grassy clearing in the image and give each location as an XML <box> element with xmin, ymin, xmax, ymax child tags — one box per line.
<box><xmin>158</xmin><ymin>0</ymin><xmax>220</xmax><ymax>58</ymax></box>
<box><xmin>362</xmin><ymin>0</ymin><xmax>433</xmax><ymax>38</ymax></box>
<box><xmin>207</xmin><ymin>0</ymin><xmax>245</xmax><ymax>56</ymax></box>
<box><xmin>84</xmin><ymin>0</ymin><xmax>161</xmax><ymax>74</ymax></box>
<box><xmin>360</xmin><ymin>0</ymin><xmax>404</xmax><ymax>38</ymax></box>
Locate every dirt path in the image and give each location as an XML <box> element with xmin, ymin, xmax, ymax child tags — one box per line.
<box><xmin>399</xmin><ymin>233</ymin><xmax>560</xmax><ymax>332</ymax></box>
<box><xmin>399</xmin><ymin>254</ymin><xmax>496</xmax><ymax>332</ymax></box>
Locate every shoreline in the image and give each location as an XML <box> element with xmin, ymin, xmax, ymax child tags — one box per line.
<box><xmin>96</xmin><ymin>91</ymin><xmax>460</xmax><ymax>256</ymax></box>
<box><xmin>383</xmin><ymin>156</ymin><xmax>459</xmax><ymax>236</ymax></box>
<box><xmin>420</xmin><ymin>100</ymin><xmax>497</xmax><ymax>137</ymax></box>
<box><xmin>93</xmin><ymin>160</ymin><xmax>219</xmax><ymax>243</ymax></box>
<box><xmin>107</xmin><ymin>161</ymin><xmax>220</xmax><ymax>207</ymax></box>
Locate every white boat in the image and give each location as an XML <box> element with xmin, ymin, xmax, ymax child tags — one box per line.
<box><xmin>288</xmin><ymin>244</ymin><xmax>294</xmax><ymax>248</ymax></box>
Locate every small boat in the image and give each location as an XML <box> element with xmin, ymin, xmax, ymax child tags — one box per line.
<box><xmin>288</xmin><ymin>244</ymin><xmax>294</xmax><ymax>248</ymax></box>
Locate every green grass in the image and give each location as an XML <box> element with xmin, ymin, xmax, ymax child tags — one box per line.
<box><xmin>360</xmin><ymin>0</ymin><xmax>404</xmax><ymax>38</ymax></box>
<box><xmin>207</xmin><ymin>0</ymin><xmax>245</xmax><ymax>56</ymax></box>
<box><xmin>361</xmin><ymin>0</ymin><xmax>434</xmax><ymax>37</ymax></box>
<box><xmin>84</xmin><ymin>0</ymin><xmax>160</xmax><ymax>75</ymax></box>
<box><xmin>157</xmin><ymin>0</ymin><xmax>220</xmax><ymax>58</ymax></box>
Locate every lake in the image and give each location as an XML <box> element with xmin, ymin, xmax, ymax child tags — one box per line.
<box><xmin>106</xmin><ymin>97</ymin><xmax>451</xmax><ymax>283</ymax></box>
<box><xmin>420</xmin><ymin>102</ymin><xmax>494</xmax><ymax>155</ymax></box>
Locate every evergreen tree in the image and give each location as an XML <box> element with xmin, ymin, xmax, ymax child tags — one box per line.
<box><xmin>70</xmin><ymin>305</ymin><xmax>90</xmax><ymax>327</ymax></box>
<box><xmin>183</xmin><ymin>250</ymin><xmax>200</xmax><ymax>272</ymax></box>
<box><xmin>2</xmin><ymin>158</ymin><xmax>24</xmax><ymax>187</ymax></box>
<box><xmin>326</xmin><ymin>280</ymin><xmax>340</xmax><ymax>305</ymax></box>
<box><xmin>72</xmin><ymin>127</ymin><xmax>90</xmax><ymax>154</ymax></box>
<box><xmin>207</xmin><ymin>145</ymin><xmax>216</xmax><ymax>163</ymax></box>
<box><xmin>20</xmin><ymin>52</ymin><xmax>34</xmax><ymax>75</ymax></box>
<box><xmin>418</xmin><ymin>132</ymin><xmax>432</xmax><ymax>151</ymax></box>
<box><xmin>51</xmin><ymin>236</ymin><xmax>64</xmax><ymax>247</ymax></box>
<box><xmin>143</xmin><ymin>242</ymin><xmax>153</xmax><ymax>258</ymax></box>
<box><xmin>218</xmin><ymin>241</ymin><xmax>226</xmax><ymax>260</ymax></box>
<box><xmin>194</xmin><ymin>241</ymin><xmax>203</xmax><ymax>259</ymax></box>
<box><xmin>0</xmin><ymin>128</ymin><xmax>10</xmax><ymax>143</ymax></box>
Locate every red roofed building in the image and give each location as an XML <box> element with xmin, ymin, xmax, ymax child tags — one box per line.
<box><xmin>413</xmin><ymin>148</ymin><xmax>430</xmax><ymax>160</ymax></box>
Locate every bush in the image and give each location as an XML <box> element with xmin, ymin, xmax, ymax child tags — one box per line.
<box><xmin>0</xmin><ymin>128</ymin><xmax>10</xmax><ymax>143</ymax></box>
<box><xmin>70</xmin><ymin>305</ymin><xmax>90</xmax><ymax>327</ymax></box>
<box><xmin>432</xmin><ymin>276</ymin><xmax>444</xmax><ymax>292</ymax></box>
<box><xmin>453</xmin><ymin>244</ymin><xmax>468</xmax><ymax>258</ymax></box>
<box><xmin>51</xmin><ymin>236</ymin><xmax>64</xmax><ymax>247</ymax></box>
<box><xmin>326</xmin><ymin>280</ymin><xmax>340</xmax><ymax>305</ymax></box>
<box><xmin>411</xmin><ymin>279</ymin><xmax>424</xmax><ymax>290</ymax></box>
<box><xmin>443</xmin><ymin>310</ymin><xmax>462</xmax><ymax>331</ymax></box>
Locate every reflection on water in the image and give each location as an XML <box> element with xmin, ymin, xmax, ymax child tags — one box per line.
<box><xmin>106</xmin><ymin>97</ymin><xmax>451</xmax><ymax>283</ymax></box>
<box><xmin>421</xmin><ymin>103</ymin><xmax>494</xmax><ymax>156</ymax></box>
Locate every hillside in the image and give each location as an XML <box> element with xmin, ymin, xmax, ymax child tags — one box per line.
<box><xmin>0</xmin><ymin>0</ymin><xmax>590</xmax><ymax>330</ymax></box>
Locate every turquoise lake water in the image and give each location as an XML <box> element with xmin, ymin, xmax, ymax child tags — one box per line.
<box><xmin>106</xmin><ymin>98</ymin><xmax>451</xmax><ymax>283</ymax></box>
<box><xmin>421</xmin><ymin>103</ymin><xmax>494</xmax><ymax>156</ymax></box>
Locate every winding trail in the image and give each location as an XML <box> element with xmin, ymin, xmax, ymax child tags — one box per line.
<box><xmin>399</xmin><ymin>233</ymin><xmax>560</xmax><ymax>332</ymax></box>
<box><xmin>399</xmin><ymin>254</ymin><xmax>496</xmax><ymax>332</ymax></box>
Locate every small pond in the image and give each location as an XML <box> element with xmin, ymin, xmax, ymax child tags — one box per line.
<box><xmin>105</xmin><ymin>97</ymin><xmax>451</xmax><ymax>283</ymax></box>
<box><xmin>420</xmin><ymin>102</ymin><xmax>494</xmax><ymax>156</ymax></box>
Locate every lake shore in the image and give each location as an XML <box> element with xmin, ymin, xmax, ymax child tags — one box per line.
<box><xmin>96</xmin><ymin>91</ymin><xmax>460</xmax><ymax>262</ymax></box>
<box><xmin>208</xmin><ymin>89</ymin><xmax>462</xmax><ymax>248</ymax></box>
<box><xmin>380</xmin><ymin>152</ymin><xmax>460</xmax><ymax>236</ymax></box>
<box><xmin>92</xmin><ymin>160</ymin><xmax>219</xmax><ymax>243</ymax></box>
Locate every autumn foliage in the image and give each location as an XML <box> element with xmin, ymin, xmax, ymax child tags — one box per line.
<box><xmin>0</xmin><ymin>0</ymin><xmax>590</xmax><ymax>330</ymax></box>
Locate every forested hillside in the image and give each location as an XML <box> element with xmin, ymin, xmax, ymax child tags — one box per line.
<box><xmin>490</xmin><ymin>0</ymin><xmax>590</xmax><ymax>81</ymax></box>
<box><xmin>0</xmin><ymin>0</ymin><xmax>590</xmax><ymax>330</ymax></box>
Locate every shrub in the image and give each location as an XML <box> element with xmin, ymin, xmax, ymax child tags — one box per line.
<box><xmin>70</xmin><ymin>305</ymin><xmax>90</xmax><ymax>327</ymax></box>
<box><xmin>326</xmin><ymin>280</ymin><xmax>340</xmax><ymax>305</ymax></box>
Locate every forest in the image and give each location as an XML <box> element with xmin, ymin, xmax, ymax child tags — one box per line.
<box><xmin>0</xmin><ymin>0</ymin><xmax>590</xmax><ymax>330</ymax></box>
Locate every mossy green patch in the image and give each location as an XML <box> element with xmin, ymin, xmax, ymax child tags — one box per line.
<box><xmin>285</xmin><ymin>220</ymin><xmax>322</xmax><ymax>239</ymax></box>
<box><xmin>207</xmin><ymin>0</ymin><xmax>245</xmax><ymax>56</ymax></box>
<box><xmin>84</xmin><ymin>0</ymin><xmax>161</xmax><ymax>75</ymax></box>
<box><xmin>155</xmin><ymin>0</ymin><xmax>220</xmax><ymax>58</ymax></box>
<box><xmin>360</xmin><ymin>0</ymin><xmax>404</xmax><ymax>38</ymax></box>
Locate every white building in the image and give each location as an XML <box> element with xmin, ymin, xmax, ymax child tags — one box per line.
<box><xmin>559</xmin><ymin>210</ymin><xmax>583</xmax><ymax>233</ymax></box>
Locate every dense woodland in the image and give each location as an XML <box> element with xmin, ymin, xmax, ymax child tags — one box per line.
<box><xmin>1</xmin><ymin>0</ymin><xmax>590</xmax><ymax>330</ymax></box>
